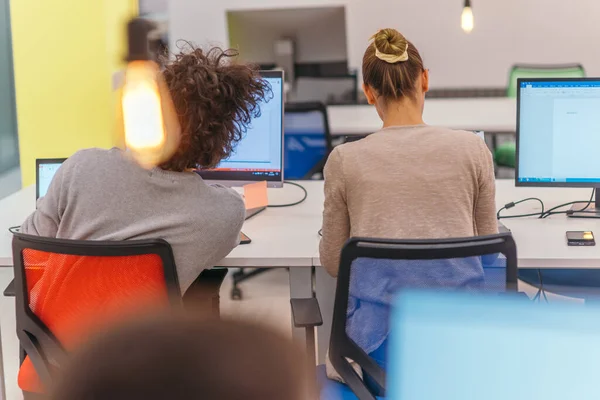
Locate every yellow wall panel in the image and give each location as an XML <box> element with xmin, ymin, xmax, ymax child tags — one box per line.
<box><xmin>10</xmin><ymin>0</ymin><xmax>138</xmax><ymax>186</ymax></box>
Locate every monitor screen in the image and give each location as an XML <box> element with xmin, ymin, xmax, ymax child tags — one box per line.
<box><xmin>517</xmin><ymin>79</ymin><xmax>600</xmax><ymax>186</ymax></box>
<box><xmin>36</xmin><ymin>159</ymin><xmax>66</xmax><ymax>199</ymax></box>
<box><xmin>388</xmin><ymin>291</ymin><xmax>600</xmax><ymax>400</ymax></box>
<box><xmin>196</xmin><ymin>70</ymin><xmax>284</xmax><ymax>187</ymax></box>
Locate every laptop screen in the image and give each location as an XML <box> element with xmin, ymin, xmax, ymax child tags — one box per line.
<box><xmin>195</xmin><ymin>70</ymin><xmax>284</xmax><ymax>187</ymax></box>
<box><xmin>36</xmin><ymin>159</ymin><xmax>66</xmax><ymax>199</ymax></box>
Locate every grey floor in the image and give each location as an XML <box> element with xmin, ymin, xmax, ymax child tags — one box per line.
<box><xmin>0</xmin><ymin>267</ymin><xmax>292</xmax><ymax>400</ymax></box>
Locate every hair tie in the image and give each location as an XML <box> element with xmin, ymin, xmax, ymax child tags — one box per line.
<box><xmin>375</xmin><ymin>44</ymin><xmax>409</xmax><ymax>64</ymax></box>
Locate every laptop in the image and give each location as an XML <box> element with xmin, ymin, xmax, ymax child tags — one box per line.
<box><xmin>388</xmin><ymin>291</ymin><xmax>600</xmax><ymax>399</ymax></box>
<box><xmin>36</xmin><ymin>158</ymin><xmax>66</xmax><ymax>200</ymax></box>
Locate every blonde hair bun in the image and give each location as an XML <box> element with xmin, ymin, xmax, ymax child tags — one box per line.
<box><xmin>371</xmin><ymin>28</ymin><xmax>409</xmax><ymax>63</ymax></box>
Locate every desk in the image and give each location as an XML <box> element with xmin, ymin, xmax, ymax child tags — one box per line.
<box><xmin>312</xmin><ymin>181</ymin><xmax>600</xmax><ymax>361</ymax></box>
<box><xmin>328</xmin><ymin>98</ymin><xmax>516</xmax><ymax>136</ymax></box>
<box><xmin>4</xmin><ymin>180</ymin><xmax>600</xmax><ymax>362</ymax></box>
<box><xmin>0</xmin><ymin>183</ymin><xmax>323</xmax><ymax>268</ymax></box>
<box><xmin>0</xmin><ymin>183</ymin><xmax>323</xmax><ymax>347</ymax></box>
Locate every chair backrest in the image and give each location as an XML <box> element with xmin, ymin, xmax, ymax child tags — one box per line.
<box><xmin>284</xmin><ymin>101</ymin><xmax>333</xmax><ymax>180</ymax></box>
<box><xmin>12</xmin><ymin>233</ymin><xmax>181</xmax><ymax>393</ymax></box>
<box><xmin>328</xmin><ymin>234</ymin><xmax>518</xmax><ymax>400</ymax></box>
<box><xmin>507</xmin><ymin>63</ymin><xmax>586</xmax><ymax>97</ymax></box>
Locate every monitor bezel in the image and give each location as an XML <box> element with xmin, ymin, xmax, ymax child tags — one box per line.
<box><xmin>515</xmin><ymin>77</ymin><xmax>600</xmax><ymax>188</ymax></box>
<box><xmin>196</xmin><ymin>70</ymin><xmax>285</xmax><ymax>188</ymax></box>
<box><xmin>36</xmin><ymin>158</ymin><xmax>67</xmax><ymax>199</ymax></box>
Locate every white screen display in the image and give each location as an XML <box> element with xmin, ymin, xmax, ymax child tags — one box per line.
<box><xmin>518</xmin><ymin>80</ymin><xmax>600</xmax><ymax>184</ymax></box>
<box><xmin>37</xmin><ymin>162</ymin><xmax>63</xmax><ymax>198</ymax></box>
<box><xmin>213</xmin><ymin>76</ymin><xmax>283</xmax><ymax>173</ymax></box>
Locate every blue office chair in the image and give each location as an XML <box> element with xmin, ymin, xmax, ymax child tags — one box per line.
<box><xmin>292</xmin><ymin>233</ymin><xmax>518</xmax><ymax>400</ymax></box>
<box><xmin>284</xmin><ymin>102</ymin><xmax>333</xmax><ymax>180</ymax></box>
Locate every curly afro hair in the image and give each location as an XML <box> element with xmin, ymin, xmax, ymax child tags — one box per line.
<box><xmin>160</xmin><ymin>45</ymin><xmax>272</xmax><ymax>171</ymax></box>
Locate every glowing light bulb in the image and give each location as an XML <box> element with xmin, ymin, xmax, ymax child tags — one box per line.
<box><xmin>461</xmin><ymin>4</ymin><xmax>474</xmax><ymax>33</ymax></box>
<box><xmin>122</xmin><ymin>61</ymin><xmax>166</xmax><ymax>168</ymax></box>
<box><xmin>118</xmin><ymin>18</ymin><xmax>180</xmax><ymax>169</ymax></box>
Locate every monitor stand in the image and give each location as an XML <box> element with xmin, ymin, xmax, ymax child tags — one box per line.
<box><xmin>568</xmin><ymin>191</ymin><xmax>600</xmax><ymax>219</ymax></box>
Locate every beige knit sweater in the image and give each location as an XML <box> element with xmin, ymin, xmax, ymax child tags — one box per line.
<box><xmin>319</xmin><ymin>125</ymin><xmax>498</xmax><ymax>277</ymax></box>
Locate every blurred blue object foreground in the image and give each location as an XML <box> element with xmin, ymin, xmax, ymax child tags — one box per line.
<box><xmin>388</xmin><ymin>291</ymin><xmax>600</xmax><ymax>400</ymax></box>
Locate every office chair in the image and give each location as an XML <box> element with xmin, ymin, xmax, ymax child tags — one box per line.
<box><xmin>283</xmin><ymin>101</ymin><xmax>333</xmax><ymax>180</ymax></box>
<box><xmin>11</xmin><ymin>233</ymin><xmax>181</xmax><ymax>398</ymax></box>
<box><xmin>291</xmin><ymin>233</ymin><xmax>518</xmax><ymax>400</ymax></box>
<box><xmin>498</xmin><ymin>64</ymin><xmax>586</xmax><ymax>170</ymax></box>
<box><xmin>507</xmin><ymin>63</ymin><xmax>586</xmax><ymax>98</ymax></box>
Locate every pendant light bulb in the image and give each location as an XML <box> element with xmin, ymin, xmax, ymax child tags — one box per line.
<box><xmin>461</xmin><ymin>0</ymin><xmax>474</xmax><ymax>33</ymax></box>
<box><xmin>120</xmin><ymin>18</ymin><xmax>180</xmax><ymax>169</ymax></box>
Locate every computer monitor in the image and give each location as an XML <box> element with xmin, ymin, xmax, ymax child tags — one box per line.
<box><xmin>388</xmin><ymin>290</ymin><xmax>600</xmax><ymax>400</ymax></box>
<box><xmin>36</xmin><ymin>158</ymin><xmax>66</xmax><ymax>199</ymax></box>
<box><xmin>196</xmin><ymin>70</ymin><xmax>284</xmax><ymax>188</ymax></box>
<box><xmin>516</xmin><ymin>77</ymin><xmax>600</xmax><ymax>217</ymax></box>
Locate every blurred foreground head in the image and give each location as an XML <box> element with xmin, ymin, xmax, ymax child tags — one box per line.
<box><xmin>51</xmin><ymin>315</ymin><xmax>313</xmax><ymax>400</ymax></box>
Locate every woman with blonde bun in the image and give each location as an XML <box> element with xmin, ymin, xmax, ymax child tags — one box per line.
<box><xmin>320</xmin><ymin>29</ymin><xmax>497</xmax><ymax>395</ymax></box>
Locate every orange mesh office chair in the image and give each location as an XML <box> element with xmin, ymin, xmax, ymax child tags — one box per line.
<box><xmin>12</xmin><ymin>233</ymin><xmax>181</xmax><ymax>397</ymax></box>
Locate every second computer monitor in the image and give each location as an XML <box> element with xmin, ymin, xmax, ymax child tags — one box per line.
<box><xmin>196</xmin><ymin>70</ymin><xmax>284</xmax><ymax>188</ymax></box>
<box><xmin>517</xmin><ymin>77</ymin><xmax>600</xmax><ymax>187</ymax></box>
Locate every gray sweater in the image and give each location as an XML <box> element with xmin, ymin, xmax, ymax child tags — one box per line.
<box><xmin>21</xmin><ymin>148</ymin><xmax>245</xmax><ymax>293</ymax></box>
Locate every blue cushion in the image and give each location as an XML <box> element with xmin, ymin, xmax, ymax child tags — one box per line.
<box><xmin>317</xmin><ymin>365</ymin><xmax>385</xmax><ymax>400</ymax></box>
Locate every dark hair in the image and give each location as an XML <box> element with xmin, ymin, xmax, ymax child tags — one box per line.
<box><xmin>51</xmin><ymin>315</ymin><xmax>313</xmax><ymax>400</ymax></box>
<box><xmin>160</xmin><ymin>46</ymin><xmax>271</xmax><ymax>171</ymax></box>
<box><xmin>362</xmin><ymin>28</ymin><xmax>425</xmax><ymax>100</ymax></box>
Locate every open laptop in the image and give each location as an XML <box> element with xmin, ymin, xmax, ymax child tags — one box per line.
<box><xmin>36</xmin><ymin>158</ymin><xmax>66</xmax><ymax>200</ymax></box>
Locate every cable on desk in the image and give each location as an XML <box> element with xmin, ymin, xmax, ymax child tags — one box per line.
<box><xmin>497</xmin><ymin>189</ymin><xmax>595</xmax><ymax>220</ymax></box>
<box><xmin>497</xmin><ymin>198</ymin><xmax>545</xmax><ymax>220</ymax></box>
<box><xmin>541</xmin><ymin>189</ymin><xmax>595</xmax><ymax>218</ymax></box>
<box><xmin>268</xmin><ymin>181</ymin><xmax>308</xmax><ymax>208</ymax></box>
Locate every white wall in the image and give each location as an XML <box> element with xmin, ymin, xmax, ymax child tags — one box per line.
<box><xmin>139</xmin><ymin>0</ymin><xmax>167</xmax><ymax>14</ymax></box>
<box><xmin>169</xmin><ymin>0</ymin><xmax>600</xmax><ymax>88</ymax></box>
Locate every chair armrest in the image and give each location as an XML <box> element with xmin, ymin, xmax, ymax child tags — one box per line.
<box><xmin>290</xmin><ymin>298</ymin><xmax>323</xmax><ymax>328</ymax></box>
<box><xmin>3</xmin><ymin>279</ymin><xmax>15</xmax><ymax>297</ymax></box>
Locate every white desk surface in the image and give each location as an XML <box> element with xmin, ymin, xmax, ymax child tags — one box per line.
<box><xmin>3</xmin><ymin>180</ymin><xmax>600</xmax><ymax>270</ymax></box>
<box><xmin>0</xmin><ymin>183</ymin><xmax>324</xmax><ymax>268</ymax></box>
<box><xmin>328</xmin><ymin>97</ymin><xmax>516</xmax><ymax>136</ymax></box>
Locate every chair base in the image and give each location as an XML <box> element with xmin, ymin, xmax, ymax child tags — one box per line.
<box><xmin>230</xmin><ymin>268</ymin><xmax>272</xmax><ymax>300</ymax></box>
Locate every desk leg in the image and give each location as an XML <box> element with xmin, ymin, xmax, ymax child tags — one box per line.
<box><xmin>289</xmin><ymin>267</ymin><xmax>313</xmax><ymax>348</ymax></box>
<box><xmin>316</xmin><ymin>267</ymin><xmax>336</xmax><ymax>364</ymax></box>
